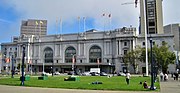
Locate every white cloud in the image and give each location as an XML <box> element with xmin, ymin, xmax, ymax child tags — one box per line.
<box><xmin>2</xmin><ymin>0</ymin><xmax>180</xmax><ymax>34</ymax></box>
<box><xmin>3</xmin><ymin>0</ymin><xmax>140</xmax><ymax>31</ymax></box>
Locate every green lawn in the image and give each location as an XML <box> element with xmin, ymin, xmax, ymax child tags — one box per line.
<box><xmin>0</xmin><ymin>75</ymin><xmax>160</xmax><ymax>91</ymax></box>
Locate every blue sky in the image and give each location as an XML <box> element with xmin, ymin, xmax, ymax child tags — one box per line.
<box><xmin>0</xmin><ymin>0</ymin><xmax>180</xmax><ymax>44</ymax></box>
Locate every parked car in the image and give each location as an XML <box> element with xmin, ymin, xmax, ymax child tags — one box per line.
<box><xmin>90</xmin><ymin>72</ymin><xmax>99</xmax><ymax>76</ymax></box>
<box><xmin>82</xmin><ymin>72</ymin><xmax>91</xmax><ymax>76</ymax></box>
<box><xmin>42</xmin><ymin>72</ymin><xmax>51</xmax><ymax>76</ymax></box>
<box><xmin>100</xmin><ymin>72</ymin><xmax>108</xmax><ymax>76</ymax></box>
<box><xmin>54</xmin><ymin>72</ymin><xmax>60</xmax><ymax>75</ymax></box>
<box><xmin>117</xmin><ymin>72</ymin><xmax>126</xmax><ymax>76</ymax></box>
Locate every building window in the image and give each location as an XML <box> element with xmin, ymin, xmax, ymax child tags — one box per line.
<box><xmin>80</xmin><ymin>60</ymin><xmax>82</xmax><ymax>63</ymax></box>
<box><xmin>124</xmin><ymin>42</ymin><xmax>127</xmax><ymax>46</ymax></box>
<box><xmin>142</xmin><ymin>42</ymin><xmax>145</xmax><ymax>46</ymax></box>
<box><xmin>89</xmin><ymin>45</ymin><xmax>101</xmax><ymax>63</ymax></box>
<box><xmin>65</xmin><ymin>46</ymin><xmax>76</xmax><ymax>63</ymax></box>
<box><xmin>35</xmin><ymin>60</ymin><xmax>37</xmax><ymax>64</ymax></box>
<box><xmin>44</xmin><ymin>47</ymin><xmax>53</xmax><ymax>63</ymax></box>
<box><xmin>107</xmin><ymin>59</ymin><xmax>109</xmax><ymax>63</ymax></box>
<box><xmin>153</xmin><ymin>42</ymin><xmax>155</xmax><ymax>45</ymax></box>
<box><xmin>56</xmin><ymin>60</ymin><xmax>58</xmax><ymax>63</ymax></box>
<box><xmin>124</xmin><ymin>50</ymin><xmax>127</xmax><ymax>55</ymax></box>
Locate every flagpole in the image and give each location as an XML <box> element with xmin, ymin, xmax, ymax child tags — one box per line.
<box><xmin>56</xmin><ymin>19</ymin><xmax>58</xmax><ymax>35</ymax></box>
<box><xmin>102</xmin><ymin>13</ymin><xmax>105</xmax><ymax>31</ymax></box>
<box><xmin>78</xmin><ymin>17</ymin><xmax>80</xmax><ymax>33</ymax></box>
<box><xmin>39</xmin><ymin>21</ymin><xmax>44</xmax><ymax>74</ymax></box>
<box><xmin>60</xmin><ymin>18</ymin><xmax>62</xmax><ymax>35</ymax></box>
<box><xmin>72</xmin><ymin>55</ymin><xmax>75</xmax><ymax>76</ymax></box>
<box><xmin>109</xmin><ymin>14</ymin><xmax>112</xmax><ymax>30</ymax></box>
<box><xmin>143</xmin><ymin>0</ymin><xmax>149</xmax><ymax>76</ymax></box>
<box><xmin>83</xmin><ymin>17</ymin><xmax>86</xmax><ymax>32</ymax></box>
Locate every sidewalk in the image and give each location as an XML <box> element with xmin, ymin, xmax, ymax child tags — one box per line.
<box><xmin>160</xmin><ymin>77</ymin><xmax>180</xmax><ymax>93</ymax></box>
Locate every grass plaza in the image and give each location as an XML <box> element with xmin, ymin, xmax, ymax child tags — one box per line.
<box><xmin>0</xmin><ymin>75</ymin><xmax>160</xmax><ymax>91</ymax></box>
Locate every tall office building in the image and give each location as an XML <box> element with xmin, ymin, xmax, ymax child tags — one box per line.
<box><xmin>140</xmin><ymin>0</ymin><xmax>163</xmax><ymax>35</ymax></box>
<box><xmin>20</xmin><ymin>19</ymin><xmax>47</xmax><ymax>36</ymax></box>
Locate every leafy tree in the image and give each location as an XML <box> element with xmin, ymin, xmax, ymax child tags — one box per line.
<box><xmin>152</xmin><ymin>42</ymin><xmax>176</xmax><ymax>73</ymax></box>
<box><xmin>140</xmin><ymin>41</ymin><xmax>176</xmax><ymax>73</ymax></box>
<box><xmin>124</xmin><ymin>41</ymin><xmax>176</xmax><ymax>74</ymax></box>
<box><xmin>123</xmin><ymin>46</ymin><xmax>143</xmax><ymax>73</ymax></box>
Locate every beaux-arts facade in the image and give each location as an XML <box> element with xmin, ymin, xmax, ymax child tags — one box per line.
<box><xmin>1</xmin><ymin>27</ymin><xmax>175</xmax><ymax>74</ymax></box>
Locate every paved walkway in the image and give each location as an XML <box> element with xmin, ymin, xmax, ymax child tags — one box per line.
<box><xmin>160</xmin><ymin>77</ymin><xmax>180</xmax><ymax>93</ymax></box>
<box><xmin>0</xmin><ymin>77</ymin><xmax>179</xmax><ymax>93</ymax></box>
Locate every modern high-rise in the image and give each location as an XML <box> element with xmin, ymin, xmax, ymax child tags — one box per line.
<box><xmin>140</xmin><ymin>0</ymin><xmax>163</xmax><ymax>35</ymax></box>
<box><xmin>20</xmin><ymin>19</ymin><xmax>47</xmax><ymax>36</ymax></box>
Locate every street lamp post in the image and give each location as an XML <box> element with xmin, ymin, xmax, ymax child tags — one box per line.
<box><xmin>21</xmin><ymin>45</ymin><xmax>25</xmax><ymax>86</ymax></box>
<box><xmin>72</xmin><ymin>55</ymin><xmax>75</xmax><ymax>76</ymax></box>
<box><xmin>150</xmin><ymin>36</ymin><xmax>155</xmax><ymax>90</ymax></box>
<box><xmin>52</xmin><ymin>61</ymin><xmax>54</xmax><ymax>76</ymax></box>
<box><xmin>11</xmin><ymin>55</ymin><xmax>14</xmax><ymax>78</ymax></box>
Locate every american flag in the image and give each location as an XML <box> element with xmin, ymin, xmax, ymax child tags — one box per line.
<box><xmin>5</xmin><ymin>58</ymin><xmax>10</xmax><ymax>63</ymax></box>
<box><xmin>97</xmin><ymin>58</ymin><xmax>100</xmax><ymax>64</ymax></box>
<box><xmin>72</xmin><ymin>55</ymin><xmax>75</xmax><ymax>63</ymax></box>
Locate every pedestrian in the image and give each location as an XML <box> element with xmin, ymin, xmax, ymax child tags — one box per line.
<box><xmin>160</xmin><ymin>72</ymin><xmax>164</xmax><ymax>81</ymax></box>
<box><xmin>164</xmin><ymin>73</ymin><xmax>168</xmax><ymax>81</ymax></box>
<box><xmin>125</xmin><ymin>71</ymin><xmax>131</xmax><ymax>85</ymax></box>
<box><xmin>175</xmin><ymin>72</ymin><xmax>179</xmax><ymax>81</ymax></box>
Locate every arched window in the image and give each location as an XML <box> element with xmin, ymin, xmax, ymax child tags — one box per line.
<box><xmin>65</xmin><ymin>46</ymin><xmax>76</xmax><ymax>63</ymax></box>
<box><xmin>44</xmin><ymin>47</ymin><xmax>53</xmax><ymax>63</ymax></box>
<box><xmin>89</xmin><ymin>45</ymin><xmax>101</xmax><ymax>63</ymax></box>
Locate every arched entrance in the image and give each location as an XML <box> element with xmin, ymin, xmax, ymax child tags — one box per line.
<box><xmin>44</xmin><ymin>47</ymin><xmax>53</xmax><ymax>73</ymax></box>
<box><xmin>89</xmin><ymin>45</ymin><xmax>102</xmax><ymax>63</ymax></box>
<box><xmin>64</xmin><ymin>46</ymin><xmax>76</xmax><ymax>72</ymax></box>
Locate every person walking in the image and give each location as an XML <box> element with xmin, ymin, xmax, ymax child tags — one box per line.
<box><xmin>160</xmin><ymin>72</ymin><xmax>164</xmax><ymax>81</ymax></box>
<box><xmin>164</xmin><ymin>73</ymin><xmax>168</xmax><ymax>81</ymax></box>
<box><xmin>125</xmin><ymin>72</ymin><xmax>131</xmax><ymax>85</ymax></box>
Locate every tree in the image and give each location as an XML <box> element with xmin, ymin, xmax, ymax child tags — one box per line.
<box><xmin>140</xmin><ymin>41</ymin><xmax>176</xmax><ymax>73</ymax></box>
<box><xmin>152</xmin><ymin>42</ymin><xmax>176</xmax><ymax>73</ymax></box>
<box><xmin>123</xmin><ymin>46</ymin><xmax>143</xmax><ymax>73</ymax></box>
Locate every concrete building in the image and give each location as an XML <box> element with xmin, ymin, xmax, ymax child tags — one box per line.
<box><xmin>1</xmin><ymin>27</ymin><xmax>175</xmax><ymax>74</ymax></box>
<box><xmin>164</xmin><ymin>24</ymin><xmax>180</xmax><ymax>51</ymax></box>
<box><xmin>164</xmin><ymin>23</ymin><xmax>180</xmax><ymax>70</ymax></box>
<box><xmin>140</xmin><ymin>0</ymin><xmax>164</xmax><ymax>34</ymax></box>
<box><xmin>20</xmin><ymin>19</ymin><xmax>47</xmax><ymax>36</ymax></box>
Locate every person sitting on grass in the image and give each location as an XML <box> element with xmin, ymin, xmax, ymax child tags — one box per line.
<box><xmin>143</xmin><ymin>81</ymin><xmax>149</xmax><ymax>89</ymax></box>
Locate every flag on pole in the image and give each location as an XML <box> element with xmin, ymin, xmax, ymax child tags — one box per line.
<box><xmin>108</xmin><ymin>14</ymin><xmax>111</xmax><ymax>18</ymax></box>
<box><xmin>97</xmin><ymin>58</ymin><xmax>100</xmax><ymax>64</ymax></box>
<box><xmin>40</xmin><ymin>20</ymin><xmax>43</xmax><ymax>24</ymax></box>
<box><xmin>5</xmin><ymin>57</ymin><xmax>10</xmax><ymax>63</ymax></box>
<box><xmin>135</xmin><ymin>0</ymin><xmax>138</xmax><ymax>8</ymax></box>
<box><xmin>72</xmin><ymin>55</ymin><xmax>75</xmax><ymax>63</ymax></box>
<box><xmin>102</xmin><ymin>13</ymin><xmax>105</xmax><ymax>17</ymax></box>
<box><xmin>35</xmin><ymin>21</ymin><xmax>38</xmax><ymax>25</ymax></box>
